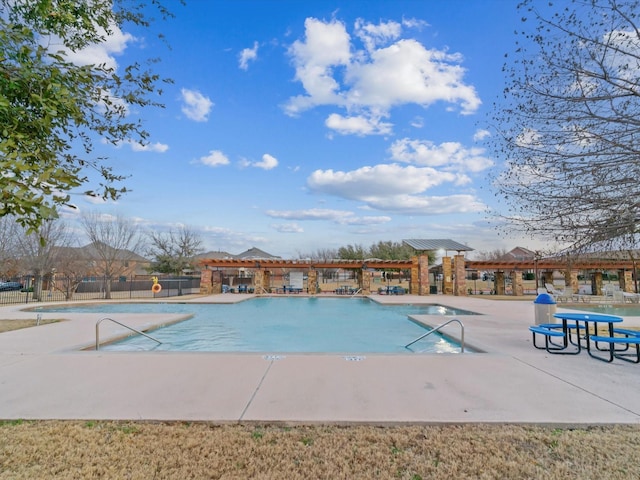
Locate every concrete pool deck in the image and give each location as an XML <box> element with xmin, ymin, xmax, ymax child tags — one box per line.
<box><xmin>0</xmin><ymin>294</ymin><xmax>639</xmax><ymax>425</ymax></box>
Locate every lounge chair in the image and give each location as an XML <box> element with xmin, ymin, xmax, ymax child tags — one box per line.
<box><xmin>545</xmin><ymin>283</ymin><xmax>572</xmax><ymax>302</ymax></box>
<box><xmin>623</xmin><ymin>292</ymin><xmax>640</xmax><ymax>303</ymax></box>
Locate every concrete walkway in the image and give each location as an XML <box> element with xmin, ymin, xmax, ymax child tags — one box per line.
<box><xmin>0</xmin><ymin>294</ymin><xmax>639</xmax><ymax>425</ymax></box>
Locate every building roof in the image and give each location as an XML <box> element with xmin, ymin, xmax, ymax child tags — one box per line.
<box><xmin>498</xmin><ymin>246</ymin><xmax>537</xmax><ymax>262</ymax></box>
<box><xmin>77</xmin><ymin>242</ymin><xmax>149</xmax><ymax>262</ymax></box>
<box><xmin>403</xmin><ymin>239</ymin><xmax>474</xmax><ymax>252</ymax></box>
<box><xmin>195</xmin><ymin>250</ymin><xmax>236</xmax><ymax>260</ymax></box>
<box><xmin>234</xmin><ymin>247</ymin><xmax>281</xmax><ymax>260</ymax></box>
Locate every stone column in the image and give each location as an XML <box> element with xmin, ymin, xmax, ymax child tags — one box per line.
<box><xmin>511</xmin><ymin>270</ymin><xmax>523</xmax><ymax>296</ymax></box>
<box><xmin>569</xmin><ymin>269</ymin><xmax>579</xmax><ymax>293</ymax></box>
<box><xmin>307</xmin><ymin>268</ymin><xmax>318</xmax><ymax>295</ymax></box>
<box><xmin>418</xmin><ymin>255</ymin><xmax>430</xmax><ymax>295</ymax></box>
<box><xmin>620</xmin><ymin>269</ymin><xmax>634</xmax><ymax>293</ymax></box>
<box><xmin>199</xmin><ymin>269</ymin><xmax>213</xmax><ymax>295</ymax></box>
<box><xmin>442</xmin><ymin>256</ymin><xmax>453</xmax><ymax>295</ymax></box>
<box><xmin>410</xmin><ymin>256</ymin><xmax>420</xmax><ymax>295</ymax></box>
<box><xmin>361</xmin><ymin>269</ymin><xmax>372</xmax><ymax>295</ymax></box>
<box><xmin>495</xmin><ymin>271</ymin><xmax>505</xmax><ymax>295</ymax></box>
<box><xmin>454</xmin><ymin>254</ymin><xmax>466</xmax><ymax>296</ymax></box>
<box><xmin>592</xmin><ymin>271</ymin><xmax>603</xmax><ymax>296</ymax></box>
<box><xmin>253</xmin><ymin>269</ymin><xmax>264</xmax><ymax>294</ymax></box>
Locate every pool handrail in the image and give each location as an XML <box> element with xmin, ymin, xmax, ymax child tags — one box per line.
<box><xmin>405</xmin><ymin>318</ymin><xmax>465</xmax><ymax>353</ymax></box>
<box><xmin>95</xmin><ymin>317</ymin><xmax>162</xmax><ymax>351</ymax></box>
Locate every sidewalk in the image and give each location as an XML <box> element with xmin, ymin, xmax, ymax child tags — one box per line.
<box><xmin>0</xmin><ymin>295</ymin><xmax>639</xmax><ymax>424</ymax></box>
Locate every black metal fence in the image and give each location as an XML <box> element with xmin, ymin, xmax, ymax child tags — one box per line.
<box><xmin>0</xmin><ymin>275</ymin><xmax>201</xmax><ymax>305</ymax></box>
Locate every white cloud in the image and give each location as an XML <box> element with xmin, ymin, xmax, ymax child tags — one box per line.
<box><xmin>201</xmin><ymin>225</ymin><xmax>269</xmax><ymax>250</ymax></box>
<box><xmin>325</xmin><ymin>113</ymin><xmax>392</xmax><ymax>136</ymax></box>
<box><xmin>345</xmin><ymin>40</ymin><xmax>480</xmax><ymax>113</ymax></box>
<box><xmin>197</xmin><ymin>150</ymin><xmax>230</xmax><ymax>167</ymax></box>
<box><xmin>354</xmin><ymin>18</ymin><xmax>402</xmax><ymax>52</ymax></box>
<box><xmin>515</xmin><ymin>128</ymin><xmax>542</xmax><ymax>148</ymax></box>
<box><xmin>363</xmin><ymin>193</ymin><xmax>484</xmax><ymax>214</ymax></box>
<box><xmin>306</xmin><ymin>163</ymin><xmax>486</xmax><ymax>215</ymax></box>
<box><xmin>127</xmin><ymin>140</ymin><xmax>169</xmax><ymax>153</ymax></box>
<box><xmin>239</xmin><ymin>41</ymin><xmax>259</xmax><ymax>70</ymax></box>
<box><xmin>45</xmin><ymin>24</ymin><xmax>134</xmax><ymax>71</ymax></box>
<box><xmin>255</xmin><ymin>153</ymin><xmax>279</xmax><ymax>170</ymax></box>
<box><xmin>285</xmin><ymin>17</ymin><xmax>481</xmax><ymax>135</ymax></box>
<box><xmin>389</xmin><ymin>138</ymin><xmax>493</xmax><ymax>172</ymax></box>
<box><xmin>473</xmin><ymin>129</ymin><xmax>491</xmax><ymax>141</ymax></box>
<box><xmin>410</xmin><ymin>116</ymin><xmax>424</xmax><ymax>128</ymax></box>
<box><xmin>271</xmin><ymin>223</ymin><xmax>304</xmax><ymax>233</ymax></box>
<box><xmin>285</xmin><ymin>18</ymin><xmax>351</xmax><ymax>115</ymax></box>
<box><xmin>401</xmin><ymin>17</ymin><xmax>430</xmax><ymax>29</ymax></box>
<box><xmin>266</xmin><ymin>208</ymin><xmax>354</xmax><ymax>222</ymax></box>
<box><xmin>266</xmin><ymin>208</ymin><xmax>391</xmax><ymax>226</ymax></box>
<box><xmin>180</xmin><ymin>88</ymin><xmax>213</xmax><ymax>122</ymax></box>
<box><xmin>308</xmin><ymin>164</ymin><xmax>455</xmax><ymax>198</ymax></box>
<box><xmin>106</xmin><ymin>138</ymin><xmax>169</xmax><ymax>152</ymax></box>
<box><xmin>241</xmin><ymin>153</ymin><xmax>279</xmax><ymax>170</ymax></box>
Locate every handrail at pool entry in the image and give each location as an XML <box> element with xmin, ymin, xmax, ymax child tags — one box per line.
<box><xmin>95</xmin><ymin>317</ymin><xmax>162</xmax><ymax>351</ymax></box>
<box><xmin>405</xmin><ymin>318</ymin><xmax>465</xmax><ymax>353</ymax></box>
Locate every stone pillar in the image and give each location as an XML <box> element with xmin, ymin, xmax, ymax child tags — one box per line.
<box><xmin>308</xmin><ymin>268</ymin><xmax>318</xmax><ymax>295</ymax></box>
<box><xmin>592</xmin><ymin>272</ymin><xmax>603</xmax><ymax>296</ymax></box>
<box><xmin>199</xmin><ymin>269</ymin><xmax>213</xmax><ymax>295</ymax></box>
<box><xmin>418</xmin><ymin>255</ymin><xmax>430</xmax><ymax>295</ymax></box>
<box><xmin>620</xmin><ymin>270</ymin><xmax>635</xmax><ymax>293</ymax></box>
<box><xmin>511</xmin><ymin>270</ymin><xmax>523</xmax><ymax>296</ymax></box>
<box><xmin>253</xmin><ymin>269</ymin><xmax>264</xmax><ymax>294</ymax></box>
<box><xmin>569</xmin><ymin>269</ymin><xmax>579</xmax><ymax>293</ymax></box>
<box><xmin>442</xmin><ymin>256</ymin><xmax>453</xmax><ymax>295</ymax></box>
<box><xmin>361</xmin><ymin>269</ymin><xmax>372</xmax><ymax>295</ymax></box>
<box><xmin>261</xmin><ymin>270</ymin><xmax>272</xmax><ymax>293</ymax></box>
<box><xmin>495</xmin><ymin>271</ymin><xmax>505</xmax><ymax>295</ymax></box>
<box><xmin>454</xmin><ymin>254</ymin><xmax>466</xmax><ymax>296</ymax></box>
<box><xmin>410</xmin><ymin>256</ymin><xmax>420</xmax><ymax>295</ymax></box>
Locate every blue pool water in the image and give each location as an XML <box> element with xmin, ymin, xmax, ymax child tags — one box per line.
<box><xmin>35</xmin><ymin>298</ymin><xmax>476</xmax><ymax>353</ymax></box>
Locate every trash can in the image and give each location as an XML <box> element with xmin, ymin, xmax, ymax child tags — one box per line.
<box><xmin>534</xmin><ymin>293</ymin><xmax>556</xmax><ymax>325</ymax></box>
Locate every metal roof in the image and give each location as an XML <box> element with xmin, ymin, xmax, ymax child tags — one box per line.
<box><xmin>403</xmin><ymin>239</ymin><xmax>474</xmax><ymax>252</ymax></box>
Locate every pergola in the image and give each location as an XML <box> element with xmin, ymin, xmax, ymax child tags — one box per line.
<box><xmin>198</xmin><ymin>239</ymin><xmax>479</xmax><ymax>296</ymax></box>
<box><xmin>198</xmin><ymin>258</ymin><xmax>418</xmax><ymax>295</ymax></box>
<box><xmin>465</xmin><ymin>258</ymin><xmax>640</xmax><ymax>295</ymax></box>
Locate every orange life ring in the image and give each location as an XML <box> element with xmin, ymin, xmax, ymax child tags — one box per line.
<box><xmin>151</xmin><ymin>283</ymin><xmax>162</xmax><ymax>293</ymax></box>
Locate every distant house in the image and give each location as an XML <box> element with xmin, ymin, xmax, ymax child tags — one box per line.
<box><xmin>498</xmin><ymin>247</ymin><xmax>537</xmax><ymax>262</ymax></box>
<box><xmin>195</xmin><ymin>250</ymin><xmax>236</xmax><ymax>260</ymax></box>
<box><xmin>52</xmin><ymin>242</ymin><xmax>151</xmax><ymax>278</ymax></box>
<box><xmin>234</xmin><ymin>247</ymin><xmax>281</xmax><ymax>260</ymax></box>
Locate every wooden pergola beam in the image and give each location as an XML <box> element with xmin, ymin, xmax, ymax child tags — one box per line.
<box><xmin>199</xmin><ymin>259</ymin><xmax>414</xmax><ymax>270</ymax></box>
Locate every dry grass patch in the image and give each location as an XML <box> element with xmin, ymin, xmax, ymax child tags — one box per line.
<box><xmin>1</xmin><ymin>422</ymin><xmax>639</xmax><ymax>479</ymax></box>
<box><xmin>0</xmin><ymin>319</ymin><xmax>59</xmax><ymax>334</ymax></box>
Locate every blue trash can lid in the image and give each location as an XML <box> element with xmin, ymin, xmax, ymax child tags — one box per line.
<box><xmin>534</xmin><ymin>293</ymin><xmax>556</xmax><ymax>304</ymax></box>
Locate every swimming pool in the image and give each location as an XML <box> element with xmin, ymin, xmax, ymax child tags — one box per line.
<box><xmin>35</xmin><ymin>298</ymin><xmax>476</xmax><ymax>354</ymax></box>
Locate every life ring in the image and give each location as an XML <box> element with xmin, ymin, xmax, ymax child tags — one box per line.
<box><xmin>151</xmin><ymin>283</ymin><xmax>162</xmax><ymax>294</ymax></box>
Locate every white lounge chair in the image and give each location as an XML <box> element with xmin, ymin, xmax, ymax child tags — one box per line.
<box><xmin>545</xmin><ymin>283</ymin><xmax>573</xmax><ymax>302</ymax></box>
<box><xmin>623</xmin><ymin>292</ymin><xmax>640</xmax><ymax>303</ymax></box>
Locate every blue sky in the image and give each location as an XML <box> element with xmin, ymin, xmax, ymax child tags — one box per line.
<box><xmin>63</xmin><ymin>0</ymin><xmax>530</xmax><ymax>258</ymax></box>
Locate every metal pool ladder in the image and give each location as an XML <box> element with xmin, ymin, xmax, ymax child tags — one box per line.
<box><xmin>95</xmin><ymin>317</ymin><xmax>162</xmax><ymax>351</ymax></box>
<box><xmin>404</xmin><ymin>318</ymin><xmax>465</xmax><ymax>353</ymax></box>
